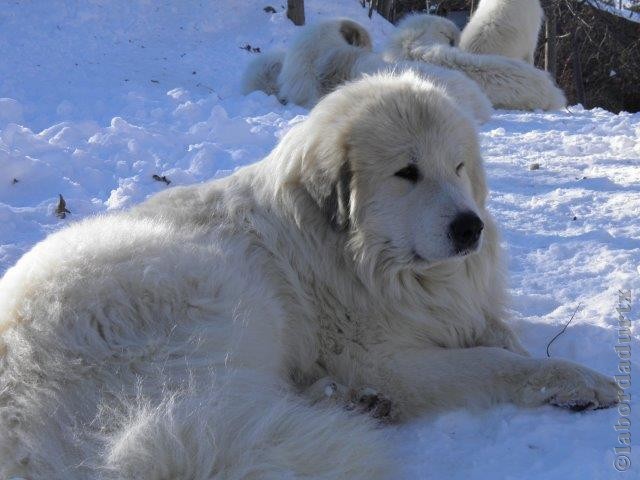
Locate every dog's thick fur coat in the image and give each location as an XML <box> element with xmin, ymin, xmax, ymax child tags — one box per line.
<box><xmin>385</xmin><ymin>13</ymin><xmax>462</xmax><ymax>58</ymax></box>
<box><xmin>386</xmin><ymin>14</ymin><xmax>566</xmax><ymax>111</ymax></box>
<box><xmin>241</xmin><ymin>50</ymin><xmax>285</xmax><ymax>97</ymax></box>
<box><xmin>351</xmin><ymin>52</ymin><xmax>492</xmax><ymax>122</ymax></box>
<box><xmin>460</xmin><ymin>0</ymin><xmax>544</xmax><ymax>64</ymax></box>
<box><xmin>277</xmin><ymin>18</ymin><xmax>373</xmax><ymax>108</ymax></box>
<box><xmin>0</xmin><ymin>73</ymin><xmax>617</xmax><ymax>479</ymax></box>
<box><xmin>246</xmin><ymin>18</ymin><xmax>492</xmax><ymax>122</ymax></box>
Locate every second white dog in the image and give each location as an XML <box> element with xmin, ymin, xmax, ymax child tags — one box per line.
<box><xmin>276</xmin><ymin>18</ymin><xmax>373</xmax><ymax>108</ymax></box>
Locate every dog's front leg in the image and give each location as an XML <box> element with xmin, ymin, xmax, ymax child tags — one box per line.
<box><xmin>369</xmin><ymin>346</ymin><xmax>618</xmax><ymax>419</ymax></box>
<box><xmin>476</xmin><ymin>316</ymin><xmax>530</xmax><ymax>356</ymax></box>
<box><xmin>304</xmin><ymin>376</ymin><xmax>394</xmax><ymax>420</ymax></box>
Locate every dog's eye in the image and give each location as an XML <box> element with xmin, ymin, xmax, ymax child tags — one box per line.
<box><xmin>394</xmin><ymin>164</ymin><xmax>421</xmax><ymax>183</ymax></box>
<box><xmin>449</xmin><ymin>38</ymin><xmax>455</xmax><ymax>47</ymax></box>
<box><xmin>455</xmin><ymin>162</ymin><xmax>465</xmax><ymax>176</ymax></box>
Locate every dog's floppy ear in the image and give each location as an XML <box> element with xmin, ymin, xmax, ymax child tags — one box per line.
<box><xmin>299</xmin><ymin>137</ymin><xmax>353</xmax><ymax>232</ymax></box>
<box><xmin>339</xmin><ymin>20</ymin><xmax>372</xmax><ymax>49</ymax></box>
<box><xmin>321</xmin><ymin>160</ymin><xmax>352</xmax><ymax>231</ymax></box>
<box><xmin>465</xmin><ymin>150</ymin><xmax>489</xmax><ymax>207</ymax></box>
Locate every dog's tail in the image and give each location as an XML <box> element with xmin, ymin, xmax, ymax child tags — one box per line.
<box><xmin>102</xmin><ymin>374</ymin><xmax>393</xmax><ymax>480</ymax></box>
<box><xmin>241</xmin><ymin>50</ymin><xmax>286</xmax><ymax>97</ymax></box>
<box><xmin>404</xmin><ymin>44</ymin><xmax>566</xmax><ymax>111</ymax></box>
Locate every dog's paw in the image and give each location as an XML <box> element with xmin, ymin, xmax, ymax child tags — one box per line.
<box><xmin>347</xmin><ymin>387</ymin><xmax>394</xmax><ymax>421</ymax></box>
<box><xmin>304</xmin><ymin>376</ymin><xmax>348</xmax><ymax>404</ymax></box>
<box><xmin>519</xmin><ymin>359</ymin><xmax>619</xmax><ymax>411</ymax></box>
<box><xmin>304</xmin><ymin>378</ymin><xmax>395</xmax><ymax>421</ymax></box>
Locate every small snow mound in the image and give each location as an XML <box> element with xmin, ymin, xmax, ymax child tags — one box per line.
<box><xmin>0</xmin><ymin>98</ymin><xmax>24</xmax><ymax>126</ymax></box>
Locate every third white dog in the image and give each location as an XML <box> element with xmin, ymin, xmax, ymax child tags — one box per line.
<box><xmin>386</xmin><ymin>14</ymin><xmax>565</xmax><ymax>111</ymax></box>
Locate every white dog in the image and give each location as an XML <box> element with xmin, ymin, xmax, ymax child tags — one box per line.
<box><xmin>246</xmin><ymin>18</ymin><xmax>492</xmax><ymax>122</ymax></box>
<box><xmin>277</xmin><ymin>18</ymin><xmax>373</xmax><ymax>108</ymax></box>
<box><xmin>460</xmin><ymin>0</ymin><xmax>544</xmax><ymax>64</ymax></box>
<box><xmin>0</xmin><ymin>73</ymin><xmax>617</xmax><ymax>479</ymax></box>
<box><xmin>386</xmin><ymin>14</ymin><xmax>565</xmax><ymax>111</ymax></box>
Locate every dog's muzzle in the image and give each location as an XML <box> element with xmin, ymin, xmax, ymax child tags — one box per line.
<box><xmin>449</xmin><ymin>211</ymin><xmax>483</xmax><ymax>254</ymax></box>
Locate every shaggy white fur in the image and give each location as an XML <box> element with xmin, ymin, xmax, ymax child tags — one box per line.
<box><xmin>460</xmin><ymin>0</ymin><xmax>544</xmax><ymax>64</ymax></box>
<box><xmin>241</xmin><ymin>50</ymin><xmax>285</xmax><ymax>97</ymax></box>
<box><xmin>0</xmin><ymin>73</ymin><xmax>617</xmax><ymax>479</ymax></box>
<box><xmin>277</xmin><ymin>18</ymin><xmax>373</xmax><ymax>108</ymax></box>
<box><xmin>246</xmin><ymin>18</ymin><xmax>492</xmax><ymax>122</ymax></box>
<box><xmin>385</xmin><ymin>14</ymin><xmax>566</xmax><ymax>111</ymax></box>
<box><xmin>352</xmin><ymin>52</ymin><xmax>492</xmax><ymax>122</ymax></box>
<box><xmin>385</xmin><ymin>12</ymin><xmax>461</xmax><ymax>59</ymax></box>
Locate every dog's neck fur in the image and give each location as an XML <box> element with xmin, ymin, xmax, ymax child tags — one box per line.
<box><xmin>133</xmin><ymin>144</ymin><xmax>506</xmax><ymax>382</ymax></box>
<box><xmin>251</xmin><ymin>154</ymin><xmax>505</xmax><ymax>360</ymax></box>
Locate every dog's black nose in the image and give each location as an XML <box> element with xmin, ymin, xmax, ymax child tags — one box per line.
<box><xmin>449</xmin><ymin>211</ymin><xmax>484</xmax><ymax>253</ymax></box>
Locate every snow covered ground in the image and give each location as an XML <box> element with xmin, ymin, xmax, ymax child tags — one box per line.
<box><xmin>593</xmin><ymin>0</ymin><xmax>640</xmax><ymax>22</ymax></box>
<box><xmin>1</xmin><ymin>1</ymin><xmax>638</xmax><ymax>478</ymax></box>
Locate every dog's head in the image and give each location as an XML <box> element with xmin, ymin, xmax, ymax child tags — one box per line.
<box><xmin>338</xmin><ymin>19</ymin><xmax>373</xmax><ymax>50</ymax></box>
<box><xmin>302</xmin><ymin>18</ymin><xmax>372</xmax><ymax>52</ymax></box>
<box><xmin>286</xmin><ymin>72</ymin><xmax>488</xmax><ymax>274</ymax></box>
<box><xmin>386</xmin><ymin>14</ymin><xmax>460</xmax><ymax>61</ymax></box>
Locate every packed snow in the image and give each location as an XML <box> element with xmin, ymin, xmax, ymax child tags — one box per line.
<box><xmin>1</xmin><ymin>1</ymin><xmax>638</xmax><ymax>478</ymax></box>
<box><xmin>593</xmin><ymin>0</ymin><xmax>640</xmax><ymax>23</ymax></box>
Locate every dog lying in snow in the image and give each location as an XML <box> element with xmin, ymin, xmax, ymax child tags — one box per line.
<box><xmin>275</xmin><ymin>18</ymin><xmax>373</xmax><ymax>108</ymax></box>
<box><xmin>0</xmin><ymin>72</ymin><xmax>616</xmax><ymax>479</ymax></box>
<box><xmin>386</xmin><ymin>13</ymin><xmax>565</xmax><ymax>111</ymax></box>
